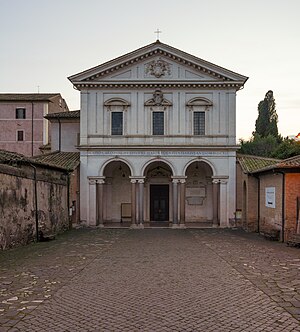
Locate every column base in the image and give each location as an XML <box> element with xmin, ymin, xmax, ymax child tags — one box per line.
<box><xmin>171</xmin><ymin>223</ymin><xmax>180</xmax><ymax>229</ymax></box>
<box><xmin>138</xmin><ymin>223</ymin><xmax>144</xmax><ymax>229</ymax></box>
<box><xmin>98</xmin><ymin>224</ymin><xmax>105</xmax><ymax>228</ymax></box>
<box><xmin>179</xmin><ymin>223</ymin><xmax>186</xmax><ymax>229</ymax></box>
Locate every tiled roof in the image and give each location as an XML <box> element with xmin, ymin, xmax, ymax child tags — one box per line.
<box><xmin>276</xmin><ymin>155</ymin><xmax>300</xmax><ymax>168</ymax></box>
<box><xmin>0</xmin><ymin>149</ymin><xmax>31</xmax><ymax>163</ymax></box>
<box><xmin>237</xmin><ymin>154</ymin><xmax>280</xmax><ymax>173</ymax></box>
<box><xmin>0</xmin><ymin>93</ymin><xmax>61</xmax><ymax>102</ymax></box>
<box><xmin>45</xmin><ymin>110</ymin><xmax>80</xmax><ymax>119</ymax></box>
<box><xmin>252</xmin><ymin>155</ymin><xmax>300</xmax><ymax>173</ymax></box>
<box><xmin>32</xmin><ymin>151</ymin><xmax>80</xmax><ymax>171</ymax></box>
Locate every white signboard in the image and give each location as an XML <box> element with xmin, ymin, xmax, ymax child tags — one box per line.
<box><xmin>265</xmin><ymin>187</ymin><xmax>276</xmax><ymax>208</ymax></box>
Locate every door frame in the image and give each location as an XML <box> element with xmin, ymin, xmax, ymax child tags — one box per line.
<box><xmin>150</xmin><ymin>184</ymin><xmax>170</xmax><ymax>222</ymax></box>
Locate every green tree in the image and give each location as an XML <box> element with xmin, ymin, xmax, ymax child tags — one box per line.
<box><xmin>239</xmin><ymin>134</ymin><xmax>278</xmax><ymax>157</ymax></box>
<box><xmin>271</xmin><ymin>138</ymin><xmax>300</xmax><ymax>159</ymax></box>
<box><xmin>254</xmin><ymin>90</ymin><xmax>280</xmax><ymax>140</ymax></box>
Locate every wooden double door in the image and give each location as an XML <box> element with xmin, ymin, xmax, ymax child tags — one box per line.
<box><xmin>150</xmin><ymin>185</ymin><xmax>169</xmax><ymax>222</ymax></box>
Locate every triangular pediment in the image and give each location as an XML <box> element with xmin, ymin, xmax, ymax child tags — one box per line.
<box><xmin>69</xmin><ymin>41</ymin><xmax>248</xmax><ymax>89</ymax></box>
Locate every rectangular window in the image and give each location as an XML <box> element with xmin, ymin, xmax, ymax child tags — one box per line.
<box><xmin>111</xmin><ymin>112</ymin><xmax>123</xmax><ymax>135</ymax></box>
<box><xmin>16</xmin><ymin>108</ymin><xmax>26</xmax><ymax>119</ymax></box>
<box><xmin>194</xmin><ymin>112</ymin><xmax>205</xmax><ymax>135</ymax></box>
<box><xmin>153</xmin><ymin>112</ymin><xmax>164</xmax><ymax>135</ymax></box>
<box><xmin>17</xmin><ymin>130</ymin><xmax>24</xmax><ymax>141</ymax></box>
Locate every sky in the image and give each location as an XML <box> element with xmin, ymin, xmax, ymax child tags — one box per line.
<box><xmin>0</xmin><ymin>0</ymin><xmax>299</xmax><ymax>140</ymax></box>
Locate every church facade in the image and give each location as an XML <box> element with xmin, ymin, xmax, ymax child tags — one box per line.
<box><xmin>69</xmin><ymin>41</ymin><xmax>248</xmax><ymax>228</ymax></box>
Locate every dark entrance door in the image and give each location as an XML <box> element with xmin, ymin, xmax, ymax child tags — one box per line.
<box><xmin>150</xmin><ymin>185</ymin><xmax>169</xmax><ymax>221</ymax></box>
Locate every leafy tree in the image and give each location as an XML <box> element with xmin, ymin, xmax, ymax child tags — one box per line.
<box><xmin>239</xmin><ymin>134</ymin><xmax>278</xmax><ymax>157</ymax></box>
<box><xmin>254</xmin><ymin>90</ymin><xmax>280</xmax><ymax>140</ymax></box>
<box><xmin>271</xmin><ymin>138</ymin><xmax>300</xmax><ymax>159</ymax></box>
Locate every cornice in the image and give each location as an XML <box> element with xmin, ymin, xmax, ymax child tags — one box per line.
<box><xmin>77</xmin><ymin>145</ymin><xmax>239</xmax><ymax>151</ymax></box>
<box><xmin>73</xmin><ymin>82</ymin><xmax>243</xmax><ymax>90</ymax></box>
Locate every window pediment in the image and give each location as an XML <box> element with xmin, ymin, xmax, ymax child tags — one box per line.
<box><xmin>187</xmin><ymin>97</ymin><xmax>212</xmax><ymax>112</ymax></box>
<box><xmin>104</xmin><ymin>98</ymin><xmax>130</xmax><ymax>111</ymax></box>
<box><xmin>144</xmin><ymin>89</ymin><xmax>172</xmax><ymax>107</ymax></box>
<box><xmin>186</xmin><ymin>97</ymin><xmax>212</xmax><ymax>107</ymax></box>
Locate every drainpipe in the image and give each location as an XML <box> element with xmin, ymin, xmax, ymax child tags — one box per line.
<box><xmin>253</xmin><ymin>173</ymin><xmax>260</xmax><ymax>233</ymax></box>
<box><xmin>67</xmin><ymin>172</ymin><xmax>71</xmax><ymax>229</ymax></box>
<box><xmin>257</xmin><ymin>177</ymin><xmax>260</xmax><ymax>233</ymax></box>
<box><xmin>31</xmin><ymin>102</ymin><xmax>34</xmax><ymax>156</ymax></box>
<box><xmin>28</xmin><ymin>162</ymin><xmax>39</xmax><ymax>242</ymax></box>
<box><xmin>57</xmin><ymin>117</ymin><xmax>61</xmax><ymax>152</ymax></box>
<box><xmin>277</xmin><ymin>171</ymin><xmax>285</xmax><ymax>242</ymax></box>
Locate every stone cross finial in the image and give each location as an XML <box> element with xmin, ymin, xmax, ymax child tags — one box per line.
<box><xmin>154</xmin><ymin>29</ymin><xmax>162</xmax><ymax>40</ymax></box>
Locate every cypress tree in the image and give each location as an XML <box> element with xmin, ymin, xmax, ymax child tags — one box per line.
<box><xmin>254</xmin><ymin>90</ymin><xmax>279</xmax><ymax>139</ymax></box>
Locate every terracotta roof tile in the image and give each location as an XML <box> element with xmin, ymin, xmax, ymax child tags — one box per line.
<box><xmin>45</xmin><ymin>110</ymin><xmax>80</xmax><ymax>119</ymax></box>
<box><xmin>237</xmin><ymin>154</ymin><xmax>280</xmax><ymax>173</ymax></box>
<box><xmin>32</xmin><ymin>151</ymin><xmax>80</xmax><ymax>171</ymax></box>
<box><xmin>0</xmin><ymin>93</ymin><xmax>61</xmax><ymax>102</ymax></box>
<box><xmin>276</xmin><ymin>155</ymin><xmax>300</xmax><ymax>168</ymax></box>
<box><xmin>0</xmin><ymin>149</ymin><xmax>31</xmax><ymax>163</ymax></box>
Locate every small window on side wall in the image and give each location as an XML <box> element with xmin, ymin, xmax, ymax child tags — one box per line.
<box><xmin>111</xmin><ymin>112</ymin><xmax>123</xmax><ymax>135</ymax></box>
<box><xmin>194</xmin><ymin>112</ymin><xmax>205</xmax><ymax>135</ymax></box>
<box><xmin>17</xmin><ymin>130</ymin><xmax>24</xmax><ymax>141</ymax></box>
<box><xmin>16</xmin><ymin>108</ymin><xmax>26</xmax><ymax>119</ymax></box>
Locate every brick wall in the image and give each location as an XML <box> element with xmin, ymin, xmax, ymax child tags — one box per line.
<box><xmin>259</xmin><ymin>173</ymin><xmax>283</xmax><ymax>238</ymax></box>
<box><xmin>236</xmin><ymin>163</ymin><xmax>258</xmax><ymax>231</ymax></box>
<box><xmin>0</xmin><ymin>163</ymin><xmax>69</xmax><ymax>250</ymax></box>
<box><xmin>284</xmin><ymin>173</ymin><xmax>300</xmax><ymax>241</ymax></box>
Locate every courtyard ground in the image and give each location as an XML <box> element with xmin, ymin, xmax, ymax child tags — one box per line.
<box><xmin>0</xmin><ymin>228</ymin><xmax>300</xmax><ymax>331</ymax></box>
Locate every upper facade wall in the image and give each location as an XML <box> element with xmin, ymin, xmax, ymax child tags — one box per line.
<box><xmin>81</xmin><ymin>88</ymin><xmax>236</xmax><ymax>147</ymax></box>
<box><xmin>70</xmin><ymin>41</ymin><xmax>247</xmax><ymax>148</ymax></box>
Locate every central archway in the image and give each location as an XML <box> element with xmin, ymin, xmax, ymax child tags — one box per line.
<box><xmin>143</xmin><ymin>161</ymin><xmax>173</xmax><ymax>224</ymax></box>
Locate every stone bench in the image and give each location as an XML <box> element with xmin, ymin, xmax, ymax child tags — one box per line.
<box><xmin>261</xmin><ymin>230</ymin><xmax>280</xmax><ymax>241</ymax></box>
<box><xmin>286</xmin><ymin>233</ymin><xmax>300</xmax><ymax>248</ymax></box>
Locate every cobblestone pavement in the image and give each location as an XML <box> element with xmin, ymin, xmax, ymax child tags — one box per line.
<box><xmin>0</xmin><ymin>228</ymin><xmax>300</xmax><ymax>331</ymax></box>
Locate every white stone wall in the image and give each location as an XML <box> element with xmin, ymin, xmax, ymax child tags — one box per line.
<box><xmin>51</xmin><ymin>121</ymin><xmax>80</xmax><ymax>152</ymax></box>
<box><xmin>80</xmin><ymin>89</ymin><xmax>237</xmax><ymax>147</ymax></box>
<box><xmin>80</xmin><ymin>151</ymin><xmax>236</xmax><ymax>227</ymax></box>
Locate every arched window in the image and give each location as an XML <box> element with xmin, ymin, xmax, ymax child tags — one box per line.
<box><xmin>186</xmin><ymin>97</ymin><xmax>213</xmax><ymax>136</ymax></box>
<box><xmin>104</xmin><ymin>98</ymin><xmax>130</xmax><ymax>136</ymax></box>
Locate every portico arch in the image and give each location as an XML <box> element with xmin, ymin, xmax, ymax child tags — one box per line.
<box><xmin>141</xmin><ymin>158</ymin><xmax>176</xmax><ymax>176</ymax></box>
<box><xmin>102</xmin><ymin>160</ymin><xmax>132</xmax><ymax>224</ymax></box>
<box><xmin>183</xmin><ymin>158</ymin><xmax>216</xmax><ymax>177</ymax></box>
<box><xmin>184</xmin><ymin>160</ymin><xmax>214</xmax><ymax>225</ymax></box>
<box><xmin>99</xmin><ymin>157</ymin><xmax>133</xmax><ymax>176</ymax></box>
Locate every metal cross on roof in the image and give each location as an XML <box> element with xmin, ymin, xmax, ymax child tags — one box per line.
<box><xmin>154</xmin><ymin>29</ymin><xmax>162</xmax><ymax>40</ymax></box>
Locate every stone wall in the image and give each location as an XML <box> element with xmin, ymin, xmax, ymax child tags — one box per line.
<box><xmin>259</xmin><ymin>173</ymin><xmax>283</xmax><ymax>238</ymax></box>
<box><xmin>236</xmin><ymin>163</ymin><xmax>258</xmax><ymax>231</ymax></box>
<box><xmin>0</xmin><ymin>163</ymin><xmax>69</xmax><ymax>250</ymax></box>
<box><xmin>284</xmin><ymin>173</ymin><xmax>300</xmax><ymax>241</ymax></box>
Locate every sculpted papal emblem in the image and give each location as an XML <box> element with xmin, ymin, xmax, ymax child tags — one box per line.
<box><xmin>146</xmin><ymin>58</ymin><xmax>171</xmax><ymax>78</ymax></box>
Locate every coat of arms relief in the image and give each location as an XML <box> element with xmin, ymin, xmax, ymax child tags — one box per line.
<box><xmin>145</xmin><ymin>58</ymin><xmax>171</xmax><ymax>78</ymax></box>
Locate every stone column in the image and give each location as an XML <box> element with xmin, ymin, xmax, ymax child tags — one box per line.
<box><xmin>97</xmin><ymin>179</ymin><xmax>105</xmax><ymax>227</ymax></box>
<box><xmin>130</xmin><ymin>179</ymin><xmax>137</xmax><ymax>227</ymax></box>
<box><xmin>212</xmin><ymin>180</ymin><xmax>219</xmax><ymax>227</ymax></box>
<box><xmin>219</xmin><ymin>179</ymin><xmax>228</xmax><ymax>228</ymax></box>
<box><xmin>88</xmin><ymin>178</ymin><xmax>97</xmax><ymax>226</ymax></box>
<box><xmin>138</xmin><ymin>179</ymin><xmax>144</xmax><ymax>227</ymax></box>
<box><xmin>172</xmin><ymin>179</ymin><xmax>179</xmax><ymax>227</ymax></box>
<box><xmin>179</xmin><ymin>179</ymin><xmax>186</xmax><ymax>228</ymax></box>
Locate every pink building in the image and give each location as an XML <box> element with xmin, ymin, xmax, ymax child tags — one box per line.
<box><xmin>0</xmin><ymin>94</ymin><xmax>69</xmax><ymax>156</ymax></box>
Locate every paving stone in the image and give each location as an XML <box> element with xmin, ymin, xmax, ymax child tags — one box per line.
<box><xmin>0</xmin><ymin>228</ymin><xmax>300</xmax><ymax>331</ymax></box>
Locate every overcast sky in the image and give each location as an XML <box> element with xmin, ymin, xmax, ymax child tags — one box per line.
<box><xmin>1</xmin><ymin>0</ymin><xmax>299</xmax><ymax>140</ymax></box>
